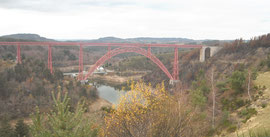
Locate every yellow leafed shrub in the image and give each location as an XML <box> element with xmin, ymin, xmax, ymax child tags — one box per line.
<box><xmin>102</xmin><ymin>81</ymin><xmax>208</xmax><ymax>137</ymax></box>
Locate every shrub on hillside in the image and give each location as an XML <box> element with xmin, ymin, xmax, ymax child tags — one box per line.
<box><xmin>216</xmin><ymin>81</ymin><xmax>229</xmax><ymax>93</ymax></box>
<box><xmin>190</xmin><ymin>70</ymin><xmax>210</xmax><ymax>108</ymax></box>
<box><xmin>230</xmin><ymin>70</ymin><xmax>246</xmax><ymax>94</ymax></box>
<box><xmin>30</xmin><ymin>90</ymin><xmax>98</xmax><ymax>137</ymax></box>
<box><xmin>238</xmin><ymin>107</ymin><xmax>257</xmax><ymax>123</ymax></box>
<box><xmin>102</xmin><ymin>81</ymin><xmax>209</xmax><ymax>137</ymax></box>
<box><xmin>221</xmin><ymin>98</ymin><xmax>249</xmax><ymax>111</ymax></box>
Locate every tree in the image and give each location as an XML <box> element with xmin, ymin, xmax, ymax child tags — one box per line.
<box><xmin>247</xmin><ymin>70</ymin><xmax>252</xmax><ymax>101</ymax></box>
<box><xmin>190</xmin><ymin>70</ymin><xmax>209</xmax><ymax>108</ymax></box>
<box><xmin>30</xmin><ymin>90</ymin><xmax>98</xmax><ymax>137</ymax></box>
<box><xmin>191</xmin><ymin>89</ymin><xmax>207</xmax><ymax>108</ymax></box>
<box><xmin>102</xmin><ymin>81</ymin><xmax>208</xmax><ymax>137</ymax></box>
<box><xmin>211</xmin><ymin>68</ymin><xmax>216</xmax><ymax>129</ymax></box>
<box><xmin>230</xmin><ymin>70</ymin><xmax>246</xmax><ymax>94</ymax></box>
<box><xmin>15</xmin><ymin>119</ymin><xmax>29</xmax><ymax>137</ymax></box>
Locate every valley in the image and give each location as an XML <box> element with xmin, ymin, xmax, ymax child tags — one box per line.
<box><xmin>0</xmin><ymin>33</ymin><xmax>270</xmax><ymax>137</ymax></box>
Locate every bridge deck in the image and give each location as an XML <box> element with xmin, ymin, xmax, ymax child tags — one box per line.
<box><xmin>0</xmin><ymin>42</ymin><xmax>203</xmax><ymax>48</ymax></box>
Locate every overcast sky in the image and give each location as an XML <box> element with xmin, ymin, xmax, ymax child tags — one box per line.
<box><xmin>0</xmin><ymin>0</ymin><xmax>269</xmax><ymax>40</ymax></box>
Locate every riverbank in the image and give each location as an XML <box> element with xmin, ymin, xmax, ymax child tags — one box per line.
<box><xmin>89</xmin><ymin>74</ymin><xmax>143</xmax><ymax>84</ymax></box>
<box><xmin>88</xmin><ymin>98</ymin><xmax>112</xmax><ymax>112</ymax></box>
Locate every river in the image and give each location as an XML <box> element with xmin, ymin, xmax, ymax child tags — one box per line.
<box><xmin>97</xmin><ymin>85</ymin><xmax>126</xmax><ymax>105</ymax></box>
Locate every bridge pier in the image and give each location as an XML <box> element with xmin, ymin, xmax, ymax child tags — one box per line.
<box><xmin>169</xmin><ymin>79</ymin><xmax>180</xmax><ymax>85</ymax></box>
<box><xmin>147</xmin><ymin>46</ymin><xmax>151</xmax><ymax>58</ymax></box>
<box><xmin>200</xmin><ymin>46</ymin><xmax>222</xmax><ymax>62</ymax></box>
<box><xmin>173</xmin><ymin>47</ymin><xmax>179</xmax><ymax>80</ymax></box>
<box><xmin>108</xmin><ymin>45</ymin><xmax>111</xmax><ymax>58</ymax></box>
<box><xmin>48</xmin><ymin>45</ymin><xmax>53</xmax><ymax>74</ymax></box>
<box><xmin>16</xmin><ymin>44</ymin><xmax>21</xmax><ymax>64</ymax></box>
<box><xmin>78</xmin><ymin>44</ymin><xmax>84</xmax><ymax>80</ymax></box>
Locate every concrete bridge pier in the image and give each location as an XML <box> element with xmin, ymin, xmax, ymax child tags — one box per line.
<box><xmin>200</xmin><ymin>46</ymin><xmax>222</xmax><ymax>62</ymax></box>
<box><xmin>169</xmin><ymin>79</ymin><xmax>180</xmax><ymax>85</ymax></box>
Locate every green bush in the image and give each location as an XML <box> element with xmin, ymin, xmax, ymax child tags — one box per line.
<box><xmin>235</xmin><ymin>99</ymin><xmax>245</xmax><ymax>108</ymax></box>
<box><xmin>191</xmin><ymin>89</ymin><xmax>207</xmax><ymax>108</ymax></box>
<box><xmin>216</xmin><ymin>81</ymin><xmax>229</xmax><ymax>93</ymax></box>
<box><xmin>221</xmin><ymin>98</ymin><xmax>247</xmax><ymax>111</ymax></box>
<box><xmin>227</xmin><ymin>124</ymin><xmax>237</xmax><ymax>133</ymax></box>
<box><xmin>259</xmin><ymin>90</ymin><xmax>264</xmax><ymax>96</ymax></box>
<box><xmin>261</xmin><ymin>102</ymin><xmax>267</xmax><ymax>108</ymax></box>
<box><xmin>230</xmin><ymin>71</ymin><xmax>246</xmax><ymax>94</ymax></box>
<box><xmin>30</xmin><ymin>91</ymin><xmax>98</xmax><ymax>137</ymax></box>
<box><xmin>253</xmin><ymin>85</ymin><xmax>259</xmax><ymax>90</ymax></box>
<box><xmin>220</xmin><ymin>110</ymin><xmax>233</xmax><ymax>128</ymax></box>
<box><xmin>190</xmin><ymin>70</ymin><xmax>210</xmax><ymax>108</ymax></box>
<box><xmin>238</xmin><ymin>108</ymin><xmax>257</xmax><ymax>123</ymax></box>
<box><xmin>221</xmin><ymin>98</ymin><xmax>230</xmax><ymax>111</ymax></box>
<box><xmin>251</xmin><ymin>69</ymin><xmax>258</xmax><ymax>80</ymax></box>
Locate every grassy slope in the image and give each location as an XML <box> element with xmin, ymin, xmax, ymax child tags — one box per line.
<box><xmin>228</xmin><ymin>71</ymin><xmax>270</xmax><ymax>136</ymax></box>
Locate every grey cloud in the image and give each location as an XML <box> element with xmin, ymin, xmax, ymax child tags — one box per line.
<box><xmin>0</xmin><ymin>0</ymin><xmax>141</xmax><ymax>12</ymax></box>
<box><xmin>0</xmin><ymin>0</ymin><xmax>174</xmax><ymax>12</ymax></box>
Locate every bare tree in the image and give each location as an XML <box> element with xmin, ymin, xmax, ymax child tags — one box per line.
<box><xmin>211</xmin><ymin>68</ymin><xmax>216</xmax><ymax>128</ymax></box>
<box><xmin>247</xmin><ymin>70</ymin><xmax>252</xmax><ymax>101</ymax></box>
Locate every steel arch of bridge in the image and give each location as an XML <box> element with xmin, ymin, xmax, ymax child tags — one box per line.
<box><xmin>0</xmin><ymin>42</ymin><xmax>203</xmax><ymax>81</ymax></box>
<box><xmin>82</xmin><ymin>46</ymin><xmax>173</xmax><ymax>80</ymax></box>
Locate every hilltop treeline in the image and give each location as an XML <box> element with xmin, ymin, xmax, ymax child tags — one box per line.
<box><xmin>232</xmin><ymin>33</ymin><xmax>270</xmax><ymax>48</ymax></box>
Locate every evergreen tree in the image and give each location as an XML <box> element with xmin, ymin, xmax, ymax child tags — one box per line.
<box><xmin>190</xmin><ymin>70</ymin><xmax>210</xmax><ymax>108</ymax></box>
<box><xmin>230</xmin><ymin>70</ymin><xmax>246</xmax><ymax>94</ymax></box>
<box><xmin>30</xmin><ymin>90</ymin><xmax>98</xmax><ymax>137</ymax></box>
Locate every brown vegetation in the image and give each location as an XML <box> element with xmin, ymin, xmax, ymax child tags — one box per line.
<box><xmin>102</xmin><ymin>81</ymin><xmax>210</xmax><ymax>137</ymax></box>
<box><xmin>0</xmin><ymin>58</ymin><xmax>98</xmax><ymax>120</ymax></box>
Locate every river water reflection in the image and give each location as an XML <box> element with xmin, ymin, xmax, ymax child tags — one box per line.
<box><xmin>97</xmin><ymin>85</ymin><xmax>126</xmax><ymax>105</ymax></box>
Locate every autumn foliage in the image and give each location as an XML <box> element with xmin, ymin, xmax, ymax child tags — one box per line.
<box><xmin>102</xmin><ymin>81</ymin><xmax>208</xmax><ymax>137</ymax></box>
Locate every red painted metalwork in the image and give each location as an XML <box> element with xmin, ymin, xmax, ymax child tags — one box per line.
<box><xmin>0</xmin><ymin>42</ymin><xmax>203</xmax><ymax>80</ymax></box>
<box><xmin>83</xmin><ymin>46</ymin><xmax>174</xmax><ymax>80</ymax></box>
<box><xmin>48</xmin><ymin>45</ymin><xmax>53</xmax><ymax>74</ymax></box>
<box><xmin>147</xmin><ymin>46</ymin><xmax>151</xmax><ymax>58</ymax></box>
<box><xmin>108</xmin><ymin>45</ymin><xmax>111</xmax><ymax>58</ymax></box>
<box><xmin>173</xmin><ymin>47</ymin><xmax>179</xmax><ymax>80</ymax></box>
<box><xmin>78</xmin><ymin>44</ymin><xmax>84</xmax><ymax>80</ymax></box>
<box><xmin>0</xmin><ymin>42</ymin><xmax>202</xmax><ymax>48</ymax></box>
<box><xmin>16</xmin><ymin>44</ymin><xmax>22</xmax><ymax>64</ymax></box>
